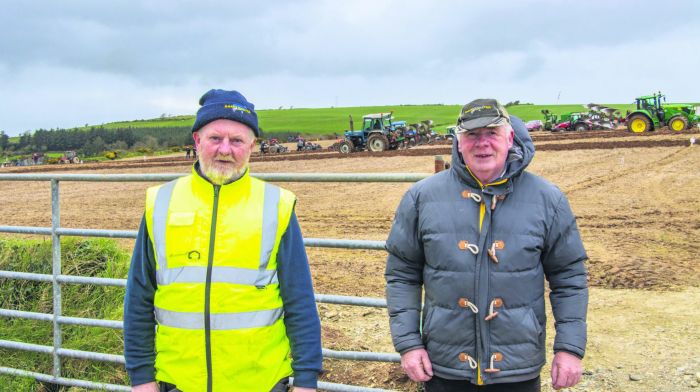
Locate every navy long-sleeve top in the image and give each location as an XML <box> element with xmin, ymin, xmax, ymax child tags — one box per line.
<box><xmin>123</xmin><ymin>211</ymin><xmax>322</xmax><ymax>388</ymax></box>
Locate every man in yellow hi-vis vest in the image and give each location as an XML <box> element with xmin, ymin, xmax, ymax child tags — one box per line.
<box><xmin>124</xmin><ymin>89</ymin><xmax>322</xmax><ymax>392</ymax></box>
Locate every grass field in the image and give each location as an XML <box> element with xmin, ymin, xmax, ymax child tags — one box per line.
<box><xmin>95</xmin><ymin>103</ymin><xmax>640</xmax><ymax>136</ymax></box>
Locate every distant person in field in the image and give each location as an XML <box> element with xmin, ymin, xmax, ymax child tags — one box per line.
<box><xmin>123</xmin><ymin>89</ymin><xmax>322</xmax><ymax>392</ymax></box>
<box><xmin>184</xmin><ymin>145</ymin><xmax>191</xmax><ymax>159</ymax></box>
<box><xmin>385</xmin><ymin>99</ymin><xmax>588</xmax><ymax>392</ymax></box>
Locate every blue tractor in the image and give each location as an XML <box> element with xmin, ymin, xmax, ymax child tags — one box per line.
<box><xmin>338</xmin><ymin>113</ymin><xmax>406</xmax><ymax>153</ymax></box>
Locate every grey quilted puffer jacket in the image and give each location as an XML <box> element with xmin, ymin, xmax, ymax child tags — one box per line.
<box><xmin>385</xmin><ymin>116</ymin><xmax>588</xmax><ymax>384</ymax></box>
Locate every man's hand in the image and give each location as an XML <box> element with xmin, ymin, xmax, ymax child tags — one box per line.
<box><xmin>292</xmin><ymin>387</ymin><xmax>316</xmax><ymax>392</ymax></box>
<box><xmin>551</xmin><ymin>351</ymin><xmax>582</xmax><ymax>390</ymax></box>
<box><xmin>400</xmin><ymin>348</ymin><xmax>433</xmax><ymax>382</ymax></box>
<box><xmin>132</xmin><ymin>381</ymin><xmax>159</xmax><ymax>392</ymax></box>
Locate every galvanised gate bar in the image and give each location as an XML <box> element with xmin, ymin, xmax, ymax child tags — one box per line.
<box><xmin>0</xmin><ymin>172</ymin><xmax>430</xmax><ymax>392</ymax></box>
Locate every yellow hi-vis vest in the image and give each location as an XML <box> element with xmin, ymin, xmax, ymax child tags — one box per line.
<box><xmin>145</xmin><ymin>167</ymin><xmax>296</xmax><ymax>392</ymax></box>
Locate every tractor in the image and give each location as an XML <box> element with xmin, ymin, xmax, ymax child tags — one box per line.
<box><xmin>338</xmin><ymin>113</ymin><xmax>406</xmax><ymax>153</ymax></box>
<box><xmin>626</xmin><ymin>92</ymin><xmax>699</xmax><ymax>133</ymax></box>
<box><xmin>551</xmin><ymin>112</ymin><xmax>594</xmax><ymax>132</ymax></box>
<box><xmin>58</xmin><ymin>151</ymin><xmax>81</xmax><ymax>164</ymax></box>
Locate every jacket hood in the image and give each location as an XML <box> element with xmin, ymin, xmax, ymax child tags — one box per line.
<box><xmin>450</xmin><ymin>115</ymin><xmax>535</xmax><ymax>188</ymax></box>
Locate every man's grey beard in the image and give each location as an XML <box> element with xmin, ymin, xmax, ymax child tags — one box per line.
<box><xmin>202</xmin><ymin>161</ymin><xmax>248</xmax><ymax>185</ymax></box>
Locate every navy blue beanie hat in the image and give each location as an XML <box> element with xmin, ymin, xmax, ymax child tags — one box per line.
<box><xmin>191</xmin><ymin>89</ymin><xmax>260</xmax><ymax>137</ymax></box>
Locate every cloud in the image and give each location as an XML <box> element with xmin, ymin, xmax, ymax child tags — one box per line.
<box><xmin>0</xmin><ymin>0</ymin><xmax>698</xmax><ymax>134</ymax></box>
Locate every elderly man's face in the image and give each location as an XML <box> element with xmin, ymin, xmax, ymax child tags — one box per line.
<box><xmin>457</xmin><ymin>124</ymin><xmax>514</xmax><ymax>185</ymax></box>
<box><xmin>193</xmin><ymin>119</ymin><xmax>255</xmax><ymax>184</ymax></box>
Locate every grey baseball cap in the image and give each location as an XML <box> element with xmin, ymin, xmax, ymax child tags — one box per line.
<box><xmin>455</xmin><ymin>98</ymin><xmax>511</xmax><ymax>133</ymax></box>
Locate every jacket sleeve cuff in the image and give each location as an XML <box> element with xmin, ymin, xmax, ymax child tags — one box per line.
<box><xmin>554</xmin><ymin>349</ymin><xmax>583</xmax><ymax>360</ymax></box>
<box><xmin>397</xmin><ymin>343</ymin><xmax>425</xmax><ymax>356</ymax></box>
<box><xmin>394</xmin><ymin>334</ymin><xmax>424</xmax><ymax>355</ymax></box>
<box><xmin>553</xmin><ymin>342</ymin><xmax>585</xmax><ymax>359</ymax></box>
<box><xmin>292</xmin><ymin>370</ymin><xmax>319</xmax><ymax>388</ymax></box>
<box><xmin>127</xmin><ymin>365</ymin><xmax>156</xmax><ymax>387</ymax></box>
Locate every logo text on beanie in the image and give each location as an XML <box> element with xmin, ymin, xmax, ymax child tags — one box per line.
<box><xmin>224</xmin><ymin>104</ymin><xmax>251</xmax><ymax>114</ymax></box>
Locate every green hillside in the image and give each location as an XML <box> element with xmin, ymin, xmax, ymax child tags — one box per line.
<box><xmin>95</xmin><ymin>103</ymin><xmax>639</xmax><ymax>136</ymax></box>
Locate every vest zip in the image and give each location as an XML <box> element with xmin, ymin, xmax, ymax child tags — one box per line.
<box><xmin>205</xmin><ymin>184</ymin><xmax>220</xmax><ymax>392</ymax></box>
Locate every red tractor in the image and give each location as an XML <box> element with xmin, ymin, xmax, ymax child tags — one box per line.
<box><xmin>59</xmin><ymin>151</ymin><xmax>81</xmax><ymax>164</ymax></box>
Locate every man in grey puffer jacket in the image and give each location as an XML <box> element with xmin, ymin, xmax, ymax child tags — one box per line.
<box><xmin>385</xmin><ymin>99</ymin><xmax>588</xmax><ymax>391</ymax></box>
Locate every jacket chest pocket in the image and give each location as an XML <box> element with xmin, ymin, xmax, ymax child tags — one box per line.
<box><xmin>165</xmin><ymin>212</ymin><xmax>204</xmax><ymax>267</ymax></box>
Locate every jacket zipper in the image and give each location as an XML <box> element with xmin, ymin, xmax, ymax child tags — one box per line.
<box><xmin>475</xmin><ymin>195</ymin><xmax>486</xmax><ymax>385</ymax></box>
<box><xmin>205</xmin><ymin>185</ymin><xmax>220</xmax><ymax>392</ymax></box>
<box><xmin>480</xmin><ymin>200</ymin><xmax>496</xmax><ymax>385</ymax></box>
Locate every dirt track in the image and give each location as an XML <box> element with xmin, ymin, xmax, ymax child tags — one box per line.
<box><xmin>2</xmin><ymin>128</ymin><xmax>697</xmax><ymax>173</ymax></box>
<box><xmin>0</xmin><ymin>129</ymin><xmax>699</xmax><ymax>391</ymax></box>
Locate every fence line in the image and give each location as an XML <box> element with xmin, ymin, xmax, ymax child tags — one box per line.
<box><xmin>0</xmin><ymin>172</ymin><xmax>431</xmax><ymax>392</ymax></box>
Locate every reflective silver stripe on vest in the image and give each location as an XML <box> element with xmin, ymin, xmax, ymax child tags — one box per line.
<box><xmin>153</xmin><ymin>180</ymin><xmax>177</xmax><ymax>271</ymax></box>
<box><xmin>157</xmin><ymin>265</ymin><xmax>278</xmax><ymax>285</ymax></box>
<box><xmin>255</xmin><ymin>183</ymin><xmax>280</xmax><ymax>287</ymax></box>
<box><xmin>152</xmin><ymin>179</ymin><xmax>281</xmax><ymax>287</ymax></box>
<box><xmin>155</xmin><ymin>307</ymin><xmax>283</xmax><ymax>330</ymax></box>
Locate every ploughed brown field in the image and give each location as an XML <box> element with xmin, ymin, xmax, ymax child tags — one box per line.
<box><xmin>1</xmin><ymin>128</ymin><xmax>699</xmax><ymax>391</ymax></box>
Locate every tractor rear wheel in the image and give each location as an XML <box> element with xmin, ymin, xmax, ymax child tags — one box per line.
<box><xmin>574</xmin><ymin>123</ymin><xmax>588</xmax><ymax>132</ymax></box>
<box><xmin>668</xmin><ymin>116</ymin><xmax>688</xmax><ymax>132</ymax></box>
<box><xmin>367</xmin><ymin>134</ymin><xmax>388</xmax><ymax>152</ymax></box>
<box><xmin>627</xmin><ymin>115</ymin><xmax>652</xmax><ymax>133</ymax></box>
<box><xmin>338</xmin><ymin>140</ymin><xmax>354</xmax><ymax>154</ymax></box>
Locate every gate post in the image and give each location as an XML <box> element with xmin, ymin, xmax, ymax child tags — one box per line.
<box><xmin>51</xmin><ymin>179</ymin><xmax>62</xmax><ymax>379</ymax></box>
<box><xmin>434</xmin><ymin>155</ymin><xmax>445</xmax><ymax>173</ymax></box>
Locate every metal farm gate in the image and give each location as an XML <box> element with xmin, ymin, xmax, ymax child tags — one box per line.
<box><xmin>0</xmin><ymin>172</ymin><xmax>430</xmax><ymax>392</ymax></box>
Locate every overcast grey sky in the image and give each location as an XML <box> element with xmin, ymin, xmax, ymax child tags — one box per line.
<box><xmin>1</xmin><ymin>0</ymin><xmax>698</xmax><ymax>136</ymax></box>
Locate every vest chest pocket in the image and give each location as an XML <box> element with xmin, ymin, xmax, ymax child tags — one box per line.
<box><xmin>165</xmin><ymin>212</ymin><xmax>204</xmax><ymax>267</ymax></box>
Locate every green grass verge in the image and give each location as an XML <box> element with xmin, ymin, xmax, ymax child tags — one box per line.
<box><xmin>0</xmin><ymin>237</ymin><xmax>130</xmax><ymax>391</ymax></box>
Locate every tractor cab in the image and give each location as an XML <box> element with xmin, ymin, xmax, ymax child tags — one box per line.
<box><xmin>362</xmin><ymin>113</ymin><xmax>393</xmax><ymax>131</ymax></box>
<box><xmin>635</xmin><ymin>93</ymin><xmax>665</xmax><ymax>121</ymax></box>
<box><xmin>636</xmin><ymin>94</ymin><xmax>662</xmax><ymax>112</ymax></box>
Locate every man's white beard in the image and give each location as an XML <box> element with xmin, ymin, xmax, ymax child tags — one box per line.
<box><xmin>203</xmin><ymin>160</ymin><xmax>248</xmax><ymax>185</ymax></box>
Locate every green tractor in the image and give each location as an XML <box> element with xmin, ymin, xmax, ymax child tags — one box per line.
<box><xmin>541</xmin><ymin>109</ymin><xmax>559</xmax><ymax>131</ymax></box>
<box><xmin>626</xmin><ymin>92</ymin><xmax>699</xmax><ymax>133</ymax></box>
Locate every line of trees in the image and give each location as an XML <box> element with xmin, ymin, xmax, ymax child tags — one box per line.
<box><xmin>0</xmin><ymin>126</ymin><xmax>193</xmax><ymax>157</ymax></box>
